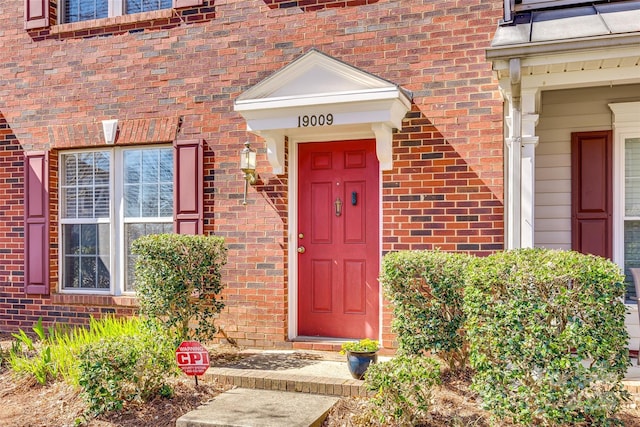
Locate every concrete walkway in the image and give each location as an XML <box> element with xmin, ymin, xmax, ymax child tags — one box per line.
<box><xmin>176</xmin><ymin>350</ymin><xmax>357</xmax><ymax>427</ymax></box>
<box><xmin>175</xmin><ymin>388</ymin><xmax>339</xmax><ymax>427</ymax></box>
<box><xmin>176</xmin><ymin>349</ymin><xmax>640</xmax><ymax>427</ymax></box>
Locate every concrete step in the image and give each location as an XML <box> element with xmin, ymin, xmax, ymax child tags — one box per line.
<box><xmin>291</xmin><ymin>340</ymin><xmax>345</xmax><ymax>352</ymax></box>
<box><xmin>176</xmin><ymin>388</ymin><xmax>340</xmax><ymax>427</ymax></box>
<box><xmin>202</xmin><ymin>350</ymin><xmax>370</xmax><ymax>397</ymax></box>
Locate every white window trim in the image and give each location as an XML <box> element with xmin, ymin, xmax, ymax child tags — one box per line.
<box><xmin>111</xmin><ymin>0</ymin><xmax>123</xmax><ymax>17</ymax></box>
<box><xmin>59</xmin><ymin>0</ymin><xmax>169</xmax><ymax>24</ymax></box>
<box><xmin>611</xmin><ymin>102</ymin><xmax>640</xmax><ymax>276</ymax></box>
<box><xmin>59</xmin><ymin>145</ymin><xmax>173</xmax><ymax>296</ymax></box>
<box><xmin>59</xmin><ymin>148</ymin><xmax>114</xmax><ymax>295</ymax></box>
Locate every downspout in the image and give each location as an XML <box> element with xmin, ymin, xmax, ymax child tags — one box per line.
<box><xmin>503</xmin><ymin>0</ymin><xmax>513</xmax><ymax>24</ymax></box>
<box><xmin>508</xmin><ymin>57</ymin><xmax>522</xmax><ymax>249</ymax></box>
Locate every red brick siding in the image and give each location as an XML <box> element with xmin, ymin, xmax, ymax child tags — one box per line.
<box><xmin>0</xmin><ymin>0</ymin><xmax>504</xmax><ymax>349</ymax></box>
<box><xmin>264</xmin><ymin>0</ymin><xmax>380</xmax><ymax>11</ymax></box>
<box><xmin>383</xmin><ymin>107</ymin><xmax>503</xmax><ymax>255</ymax></box>
<box><xmin>0</xmin><ymin>114</ymin><xmax>24</xmax><ymax>328</ymax></box>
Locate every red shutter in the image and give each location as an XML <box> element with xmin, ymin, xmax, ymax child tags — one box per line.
<box><xmin>571</xmin><ymin>131</ymin><xmax>613</xmax><ymax>259</ymax></box>
<box><xmin>173</xmin><ymin>0</ymin><xmax>203</xmax><ymax>8</ymax></box>
<box><xmin>24</xmin><ymin>151</ymin><xmax>50</xmax><ymax>295</ymax></box>
<box><xmin>174</xmin><ymin>139</ymin><xmax>204</xmax><ymax>234</ymax></box>
<box><xmin>24</xmin><ymin>0</ymin><xmax>49</xmax><ymax>30</ymax></box>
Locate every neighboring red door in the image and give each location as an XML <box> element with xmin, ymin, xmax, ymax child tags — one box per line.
<box><xmin>297</xmin><ymin>139</ymin><xmax>379</xmax><ymax>338</ymax></box>
<box><xmin>571</xmin><ymin>131</ymin><xmax>613</xmax><ymax>259</ymax></box>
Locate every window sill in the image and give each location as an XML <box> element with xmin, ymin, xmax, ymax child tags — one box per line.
<box><xmin>50</xmin><ymin>9</ymin><xmax>175</xmax><ymax>36</ymax></box>
<box><xmin>53</xmin><ymin>293</ymin><xmax>139</xmax><ymax>307</ymax></box>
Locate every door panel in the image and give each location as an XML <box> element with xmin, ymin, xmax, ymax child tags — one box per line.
<box><xmin>343</xmin><ymin>260</ymin><xmax>366</xmax><ymax>314</ymax></box>
<box><xmin>571</xmin><ymin>131</ymin><xmax>613</xmax><ymax>259</ymax></box>
<box><xmin>311</xmin><ymin>182</ymin><xmax>332</xmax><ymax>243</ymax></box>
<box><xmin>311</xmin><ymin>260</ymin><xmax>332</xmax><ymax>312</ymax></box>
<box><xmin>298</xmin><ymin>139</ymin><xmax>379</xmax><ymax>338</ymax></box>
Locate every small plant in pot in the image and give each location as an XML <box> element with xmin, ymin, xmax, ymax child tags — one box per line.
<box><xmin>340</xmin><ymin>338</ymin><xmax>379</xmax><ymax>380</ymax></box>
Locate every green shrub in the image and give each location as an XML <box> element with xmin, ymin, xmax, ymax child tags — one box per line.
<box><xmin>363</xmin><ymin>355</ymin><xmax>441</xmax><ymax>425</ymax></box>
<box><xmin>8</xmin><ymin>316</ymin><xmax>177</xmax><ymax>416</ymax></box>
<box><xmin>78</xmin><ymin>327</ymin><xmax>177</xmax><ymax>416</ymax></box>
<box><xmin>132</xmin><ymin>233</ymin><xmax>227</xmax><ymax>344</ymax></box>
<box><xmin>8</xmin><ymin>316</ymin><xmax>147</xmax><ymax>386</ymax></box>
<box><xmin>380</xmin><ymin>250</ymin><xmax>471</xmax><ymax>370</ymax></box>
<box><xmin>465</xmin><ymin>248</ymin><xmax>629</xmax><ymax>426</ymax></box>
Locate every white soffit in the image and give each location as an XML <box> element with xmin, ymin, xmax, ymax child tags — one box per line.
<box><xmin>488</xmin><ymin>1</ymin><xmax>640</xmax><ymax>90</ymax></box>
<box><xmin>234</xmin><ymin>49</ymin><xmax>412</xmax><ymax>173</ymax></box>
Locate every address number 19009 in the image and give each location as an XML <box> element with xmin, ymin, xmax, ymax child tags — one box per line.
<box><xmin>298</xmin><ymin>113</ymin><xmax>334</xmax><ymax>127</ymax></box>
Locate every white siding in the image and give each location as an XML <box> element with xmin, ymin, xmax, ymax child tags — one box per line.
<box><xmin>534</xmin><ymin>84</ymin><xmax>640</xmax><ymax>249</ymax></box>
<box><xmin>534</xmin><ymin>84</ymin><xmax>640</xmax><ymax>352</ymax></box>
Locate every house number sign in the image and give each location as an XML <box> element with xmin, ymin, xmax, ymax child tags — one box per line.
<box><xmin>297</xmin><ymin>113</ymin><xmax>334</xmax><ymax>127</ymax></box>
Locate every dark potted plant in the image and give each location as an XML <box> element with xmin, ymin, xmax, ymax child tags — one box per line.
<box><xmin>340</xmin><ymin>338</ymin><xmax>379</xmax><ymax>380</ymax></box>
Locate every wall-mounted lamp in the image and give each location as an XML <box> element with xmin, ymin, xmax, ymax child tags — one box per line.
<box><xmin>102</xmin><ymin>119</ymin><xmax>118</xmax><ymax>144</ymax></box>
<box><xmin>240</xmin><ymin>141</ymin><xmax>257</xmax><ymax>205</ymax></box>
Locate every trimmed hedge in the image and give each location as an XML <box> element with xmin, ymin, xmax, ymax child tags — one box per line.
<box><xmin>132</xmin><ymin>234</ymin><xmax>227</xmax><ymax>343</ymax></box>
<box><xmin>465</xmin><ymin>249</ymin><xmax>629</xmax><ymax>426</ymax></box>
<box><xmin>381</xmin><ymin>250</ymin><xmax>471</xmax><ymax>371</ymax></box>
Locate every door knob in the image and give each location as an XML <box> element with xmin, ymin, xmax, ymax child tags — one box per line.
<box><xmin>297</xmin><ymin>246</ymin><xmax>306</xmax><ymax>254</ymax></box>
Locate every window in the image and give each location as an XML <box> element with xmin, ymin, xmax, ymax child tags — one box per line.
<box><xmin>62</xmin><ymin>0</ymin><xmax>172</xmax><ymax>23</ymax></box>
<box><xmin>623</xmin><ymin>138</ymin><xmax>640</xmax><ymax>299</ymax></box>
<box><xmin>60</xmin><ymin>146</ymin><xmax>173</xmax><ymax>294</ymax></box>
<box><xmin>611</xmin><ymin>101</ymin><xmax>640</xmax><ymax>302</ymax></box>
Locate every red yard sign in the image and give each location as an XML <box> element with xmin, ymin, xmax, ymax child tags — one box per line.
<box><xmin>176</xmin><ymin>341</ymin><xmax>210</xmax><ymax>377</ymax></box>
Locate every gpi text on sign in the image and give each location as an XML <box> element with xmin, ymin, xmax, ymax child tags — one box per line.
<box><xmin>175</xmin><ymin>341</ymin><xmax>210</xmax><ymax>376</ymax></box>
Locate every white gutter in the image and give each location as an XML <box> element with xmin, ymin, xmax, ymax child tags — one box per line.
<box><xmin>486</xmin><ymin>32</ymin><xmax>640</xmax><ymax>61</ymax></box>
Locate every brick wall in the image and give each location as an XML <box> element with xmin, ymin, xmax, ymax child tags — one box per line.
<box><xmin>0</xmin><ymin>114</ymin><xmax>25</xmax><ymax>328</ymax></box>
<box><xmin>0</xmin><ymin>0</ymin><xmax>504</xmax><ymax>348</ymax></box>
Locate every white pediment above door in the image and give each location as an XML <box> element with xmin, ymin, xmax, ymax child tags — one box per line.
<box><xmin>234</xmin><ymin>49</ymin><xmax>412</xmax><ymax>173</ymax></box>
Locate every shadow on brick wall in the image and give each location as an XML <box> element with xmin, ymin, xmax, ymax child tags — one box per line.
<box><xmin>391</xmin><ymin>107</ymin><xmax>504</xmax><ymax>254</ymax></box>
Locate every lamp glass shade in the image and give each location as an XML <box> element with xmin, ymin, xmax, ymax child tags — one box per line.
<box><xmin>241</xmin><ymin>145</ymin><xmax>256</xmax><ymax>172</ymax></box>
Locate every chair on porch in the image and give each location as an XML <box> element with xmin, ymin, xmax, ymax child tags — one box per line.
<box><xmin>629</xmin><ymin>268</ymin><xmax>640</xmax><ymax>363</ymax></box>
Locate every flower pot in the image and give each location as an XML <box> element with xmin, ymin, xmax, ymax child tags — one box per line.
<box><xmin>346</xmin><ymin>351</ymin><xmax>378</xmax><ymax>380</ymax></box>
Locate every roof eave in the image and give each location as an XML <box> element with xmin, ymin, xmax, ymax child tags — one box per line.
<box><xmin>486</xmin><ymin>32</ymin><xmax>640</xmax><ymax>61</ymax></box>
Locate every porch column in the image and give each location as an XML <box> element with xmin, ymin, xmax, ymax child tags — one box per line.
<box><xmin>504</xmin><ymin>58</ymin><xmax>539</xmax><ymax>249</ymax></box>
<box><xmin>520</xmin><ymin>88</ymin><xmax>539</xmax><ymax>248</ymax></box>
<box><xmin>505</xmin><ymin>104</ymin><xmax>521</xmax><ymax>250</ymax></box>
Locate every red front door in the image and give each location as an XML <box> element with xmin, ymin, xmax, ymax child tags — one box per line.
<box><xmin>297</xmin><ymin>139</ymin><xmax>379</xmax><ymax>338</ymax></box>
